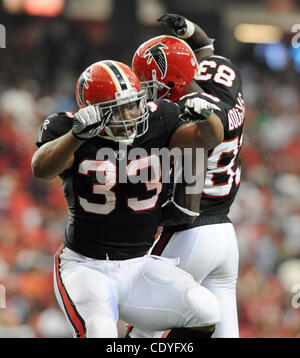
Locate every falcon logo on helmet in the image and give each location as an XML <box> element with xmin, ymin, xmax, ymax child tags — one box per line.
<box><xmin>77</xmin><ymin>70</ymin><xmax>93</xmax><ymax>107</ymax></box>
<box><xmin>133</xmin><ymin>35</ymin><xmax>198</xmax><ymax>102</ymax></box>
<box><xmin>143</xmin><ymin>43</ymin><xmax>168</xmax><ymax>79</ymax></box>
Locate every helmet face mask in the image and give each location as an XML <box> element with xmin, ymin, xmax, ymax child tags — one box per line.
<box><xmin>75</xmin><ymin>60</ymin><xmax>149</xmax><ymax>144</ymax></box>
<box><xmin>140</xmin><ymin>70</ymin><xmax>171</xmax><ymax>101</ymax></box>
<box><xmin>95</xmin><ymin>90</ymin><xmax>149</xmax><ymax>144</ymax></box>
<box><xmin>132</xmin><ymin>35</ymin><xmax>198</xmax><ymax>102</ymax></box>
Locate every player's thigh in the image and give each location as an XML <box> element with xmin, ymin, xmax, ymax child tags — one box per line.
<box><xmin>161</xmin><ymin>223</ymin><xmax>238</xmax><ymax>282</ymax></box>
<box><xmin>54</xmin><ymin>250</ymin><xmax>119</xmax><ymax>330</ymax></box>
<box><xmin>158</xmin><ymin>226</ymin><xmax>217</xmax><ymax>283</ymax></box>
<box><xmin>201</xmin><ymin>224</ymin><xmax>239</xmax><ymax>337</ymax></box>
<box><xmin>207</xmin><ymin>223</ymin><xmax>239</xmax><ymax>279</ymax></box>
<box><xmin>118</xmin><ymin>256</ymin><xmax>219</xmax><ymax>331</ymax></box>
<box><xmin>201</xmin><ymin>223</ymin><xmax>239</xmax><ymax>290</ymax></box>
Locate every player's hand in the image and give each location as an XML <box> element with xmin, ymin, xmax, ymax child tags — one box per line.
<box><xmin>157</xmin><ymin>13</ymin><xmax>187</xmax><ymax>37</ymax></box>
<box><xmin>72</xmin><ymin>105</ymin><xmax>108</xmax><ymax>140</ymax></box>
<box><xmin>182</xmin><ymin>97</ymin><xmax>221</xmax><ymax>122</ymax></box>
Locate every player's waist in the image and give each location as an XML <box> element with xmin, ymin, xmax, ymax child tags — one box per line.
<box><xmin>62</xmin><ymin>240</ymin><xmax>149</xmax><ymax>261</ymax></box>
<box><xmin>190</xmin><ymin>215</ymin><xmax>231</xmax><ymax>227</ymax></box>
<box><xmin>164</xmin><ymin>215</ymin><xmax>232</xmax><ymax>232</ymax></box>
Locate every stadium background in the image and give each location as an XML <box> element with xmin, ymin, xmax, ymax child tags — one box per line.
<box><xmin>0</xmin><ymin>0</ymin><xmax>300</xmax><ymax>338</ymax></box>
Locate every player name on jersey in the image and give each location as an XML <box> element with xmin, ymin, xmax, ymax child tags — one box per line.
<box><xmin>227</xmin><ymin>93</ymin><xmax>245</xmax><ymax>131</ymax></box>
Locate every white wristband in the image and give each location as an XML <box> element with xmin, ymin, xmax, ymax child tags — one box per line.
<box><xmin>194</xmin><ymin>39</ymin><xmax>215</xmax><ymax>52</ymax></box>
<box><xmin>171</xmin><ymin>199</ymin><xmax>200</xmax><ymax>217</ymax></box>
<box><xmin>178</xmin><ymin>20</ymin><xmax>195</xmax><ymax>39</ymax></box>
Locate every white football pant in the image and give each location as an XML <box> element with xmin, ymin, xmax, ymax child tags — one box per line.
<box><xmin>54</xmin><ymin>245</ymin><xmax>221</xmax><ymax>338</ymax></box>
<box><xmin>130</xmin><ymin>223</ymin><xmax>239</xmax><ymax>338</ymax></box>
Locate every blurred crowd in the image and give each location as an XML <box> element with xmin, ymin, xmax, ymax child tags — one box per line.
<box><xmin>0</xmin><ymin>18</ymin><xmax>300</xmax><ymax>338</ymax></box>
<box><xmin>232</xmin><ymin>63</ymin><xmax>300</xmax><ymax>337</ymax></box>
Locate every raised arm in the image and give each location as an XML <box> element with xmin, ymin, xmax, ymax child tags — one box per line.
<box><xmin>157</xmin><ymin>13</ymin><xmax>214</xmax><ymax>61</ymax></box>
<box><xmin>32</xmin><ymin>106</ymin><xmax>106</xmax><ymax>179</ymax></box>
<box><xmin>31</xmin><ymin>132</ymin><xmax>82</xmax><ymax>179</ymax></box>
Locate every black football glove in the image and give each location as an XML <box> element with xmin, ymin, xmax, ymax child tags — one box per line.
<box><xmin>157</xmin><ymin>13</ymin><xmax>187</xmax><ymax>37</ymax></box>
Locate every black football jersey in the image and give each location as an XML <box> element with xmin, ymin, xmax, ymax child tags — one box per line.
<box><xmin>195</xmin><ymin>55</ymin><xmax>243</xmax><ymax>107</ymax></box>
<box><xmin>36</xmin><ymin>100</ymin><xmax>182</xmax><ymax>260</ymax></box>
<box><xmin>177</xmin><ymin>87</ymin><xmax>245</xmax><ymax>219</ymax></box>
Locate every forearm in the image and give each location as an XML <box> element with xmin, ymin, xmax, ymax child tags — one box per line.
<box><xmin>173</xmin><ymin>146</ymin><xmax>207</xmax><ymax>212</ymax></box>
<box><xmin>32</xmin><ymin>131</ymin><xmax>83</xmax><ymax>179</ymax></box>
<box><xmin>183</xmin><ymin>22</ymin><xmax>212</xmax><ymax>49</ymax></box>
<box><xmin>184</xmin><ymin>22</ymin><xmax>214</xmax><ymax>62</ymax></box>
<box><xmin>195</xmin><ymin>112</ymin><xmax>224</xmax><ymax>149</ymax></box>
<box><xmin>161</xmin><ymin>150</ymin><xmax>207</xmax><ymax>227</ymax></box>
<box><xmin>170</xmin><ymin>113</ymin><xmax>223</xmax><ymax>150</ymax></box>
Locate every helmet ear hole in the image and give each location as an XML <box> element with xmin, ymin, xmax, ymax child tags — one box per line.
<box><xmin>167</xmin><ymin>81</ymin><xmax>175</xmax><ymax>88</ymax></box>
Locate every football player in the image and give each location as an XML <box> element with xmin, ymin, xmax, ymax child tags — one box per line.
<box><xmin>31</xmin><ymin>59</ymin><xmax>224</xmax><ymax>338</ymax></box>
<box><xmin>129</xmin><ymin>15</ymin><xmax>245</xmax><ymax>338</ymax></box>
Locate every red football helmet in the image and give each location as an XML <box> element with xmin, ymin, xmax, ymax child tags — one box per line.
<box><xmin>132</xmin><ymin>35</ymin><xmax>198</xmax><ymax>102</ymax></box>
<box><xmin>75</xmin><ymin>60</ymin><xmax>149</xmax><ymax>144</ymax></box>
